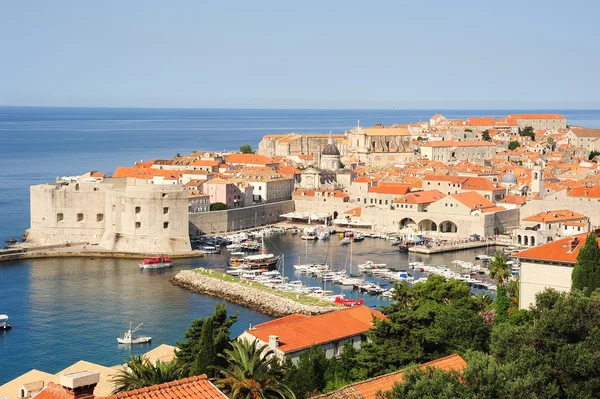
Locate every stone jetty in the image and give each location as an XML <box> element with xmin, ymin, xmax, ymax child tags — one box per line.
<box><xmin>171</xmin><ymin>269</ymin><xmax>340</xmax><ymax>317</ymax></box>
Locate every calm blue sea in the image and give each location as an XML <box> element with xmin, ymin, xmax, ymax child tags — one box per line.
<box><xmin>1</xmin><ymin>107</ymin><xmax>599</xmax><ymax>384</ymax></box>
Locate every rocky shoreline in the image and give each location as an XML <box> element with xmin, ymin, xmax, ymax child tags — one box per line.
<box><xmin>170</xmin><ymin>269</ymin><xmax>340</xmax><ymax>317</ymax></box>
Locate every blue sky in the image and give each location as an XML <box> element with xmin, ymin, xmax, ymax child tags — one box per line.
<box><xmin>1</xmin><ymin>0</ymin><xmax>599</xmax><ymax>109</ymax></box>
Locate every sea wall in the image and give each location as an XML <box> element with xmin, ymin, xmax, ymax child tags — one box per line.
<box><xmin>170</xmin><ymin>269</ymin><xmax>338</xmax><ymax>317</ymax></box>
<box><xmin>189</xmin><ymin>200</ymin><xmax>295</xmax><ymax>235</ymax></box>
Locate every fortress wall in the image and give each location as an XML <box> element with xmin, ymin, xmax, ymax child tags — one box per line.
<box><xmin>28</xmin><ymin>183</ymin><xmax>108</xmax><ymax>245</ymax></box>
<box><xmin>521</xmin><ymin>198</ymin><xmax>600</xmax><ymax>227</ymax></box>
<box><xmin>189</xmin><ymin>200</ymin><xmax>295</xmax><ymax>235</ymax></box>
<box><xmin>100</xmin><ymin>184</ymin><xmax>191</xmax><ymax>253</ymax></box>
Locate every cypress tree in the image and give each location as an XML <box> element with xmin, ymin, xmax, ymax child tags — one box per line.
<box><xmin>190</xmin><ymin>316</ymin><xmax>216</xmax><ymax>377</ymax></box>
<box><xmin>572</xmin><ymin>233</ymin><xmax>600</xmax><ymax>293</ymax></box>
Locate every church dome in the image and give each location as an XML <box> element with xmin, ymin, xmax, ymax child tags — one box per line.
<box><xmin>501</xmin><ymin>173</ymin><xmax>518</xmax><ymax>184</ymax></box>
<box><xmin>322</xmin><ymin>132</ymin><xmax>340</xmax><ymax>156</ymax></box>
<box><xmin>322</xmin><ymin>142</ymin><xmax>340</xmax><ymax>156</ymax></box>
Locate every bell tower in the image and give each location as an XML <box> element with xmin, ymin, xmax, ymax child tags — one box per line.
<box><xmin>531</xmin><ymin>163</ymin><xmax>545</xmax><ymax>198</ymax></box>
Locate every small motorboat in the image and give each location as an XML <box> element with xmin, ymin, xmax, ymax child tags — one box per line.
<box><xmin>117</xmin><ymin>322</ymin><xmax>151</xmax><ymax>344</ymax></box>
<box><xmin>5</xmin><ymin>238</ymin><xmax>17</xmax><ymax>244</ymax></box>
<box><xmin>353</xmin><ymin>233</ymin><xmax>365</xmax><ymax>242</ymax></box>
<box><xmin>301</xmin><ymin>234</ymin><xmax>318</xmax><ymax>240</ymax></box>
<box><xmin>340</xmin><ymin>237</ymin><xmax>351</xmax><ymax>245</ymax></box>
<box><xmin>139</xmin><ymin>256</ymin><xmax>174</xmax><ymax>269</ymax></box>
<box><xmin>317</xmin><ymin>232</ymin><xmax>330</xmax><ymax>240</ymax></box>
<box><xmin>0</xmin><ymin>314</ymin><xmax>12</xmax><ymax>330</ymax></box>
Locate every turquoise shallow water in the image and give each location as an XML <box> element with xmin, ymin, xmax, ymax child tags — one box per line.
<box><xmin>1</xmin><ymin>107</ymin><xmax>599</xmax><ymax>383</ymax></box>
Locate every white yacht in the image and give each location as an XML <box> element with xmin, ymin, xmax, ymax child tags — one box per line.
<box><xmin>0</xmin><ymin>314</ymin><xmax>12</xmax><ymax>330</ymax></box>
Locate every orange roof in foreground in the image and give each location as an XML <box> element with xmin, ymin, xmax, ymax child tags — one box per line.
<box><xmin>312</xmin><ymin>354</ymin><xmax>467</xmax><ymax>399</ymax></box>
<box><xmin>34</xmin><ymin>375</ymin><xmax>226</xmax><ymax>399</ymax></box>
<box><xmin>513</xmin><ymin>233</ymin><xmax>595</xmax><ymax>264</ymax></box>
<box><xmin>247</xmin><ymin>306</ymin><xmax>384</xmax><ymax>353</ymax></box>
<box><xmin>101</xmin><ymin>375</ymin><xmax>226</xmax><ymax>399</ymax></box>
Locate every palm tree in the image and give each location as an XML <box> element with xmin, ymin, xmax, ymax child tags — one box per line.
<box><xmin>214</xmin><ymin>339</ymin><xmax>295</xmax><ymax>399</ymax></box>
<box><xmin>112</xmin><ymin>355</ymin><xmax>184</xmax><ymax>393</ymax></box>
<box><xmin>489</xmin><ymin>252</ymin><xmax>511</xmax><ymax>287</ymax></box>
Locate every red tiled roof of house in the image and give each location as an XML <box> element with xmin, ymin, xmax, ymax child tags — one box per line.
<box><xmin>279</xmin><ymin>165</ymin><xmax>301</xmax><ymax>175</ymax></box>
<box><xmin>293</xmin><ymin>189</ymin><xmax>349</xmax><ymax>198</ymax></box>
<box><xmin>225</xmin><ymin>154</ymin><xmax>277</xmax><ymax>165</ymax></box>
<box><xmin>192</xmin><ymin>160</ymin><xmax>221</xmax><ymax>167</ymax></box>
<box><xmin>393</xmin><ymin>190</ymin><xmax>446</xmax><ymax>204</ymax></box>
<box><xmin>112</xmin><ymin>167</ymin><xmax>182</xmax><ymax>180</ymax></box>
<box><xmin>367</xmin><ymin>185</ymin><xmax>411</xmax><ymax>195</ymax></box>
<box><xmin>523</xmin><ymin>209</ymin><xmax>587</xmax><ymax>223</ymax></box>
<box><xmin>421</xmin><ymin>140</ymin><xmax>496</xmax><ymax>148</ymax></box>
<box><xmin>513</xmin><ymin>233</ymin><xmax>594</xmax><ymax>264</ymax></box>
<box><xmin>498</xmin><ymin>195</ymin><xmax>527</xmax><ymax>205</ymax></box>
<box><xmin>354</xmin><ymin>176</ymin><xmax>378</xmax><ymax>183</ymax></box>
<box><xmin>90</xmin><ymin>172</ymin><xmax>106</xmax><ymax>178</ymax></box>
<box><xmin>568</xmin><ymin>186</ymin><xmax>600</xmax><ymax>198</ymax></box>
<box><xmin>100</xmin><ymin>375</ymin><xmax>226</xmax><ymax>399</ymax></box>
<box><xmin>509</xmin><ymin>113</ymin><xmax>565</xmax><ymax>120</ymax></box>
<box><xmin>450</xmin><ymin>192</ymin><xmax>496</xmax><ymax>211</ymax></box>
<box><xmin>311</xmin><ymin>354</ymin><xmax>467</xmax><ymax>399</ymax></box>
<box><xmin>246</xmin><ymin>306</ymin><xmax>384</xmax><ymax>354</ymax></box>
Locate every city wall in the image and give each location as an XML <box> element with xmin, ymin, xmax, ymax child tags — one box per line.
<box><xmin>521</xmin><ymin>198</ymin><xmax>600</xmax><ymax>227</ymax></box>
<box><xmin>189</xmin><ymin>200</ymin><xmax>295</xmax><ymax>235</ymax></box>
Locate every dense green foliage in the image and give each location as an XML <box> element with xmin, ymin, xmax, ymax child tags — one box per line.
<box><xmin>520</xmin><ymin>126</ymin><xmax>535</xmax><ymax>140</ymax></box>
<box><xmin>508</xmin><ymin>140</ymin><xmax>521</xmax><ymax>150</ymax></box>
<box><xmin>589</xmin><ymin>150</ymin><xmax>600</xmax><ymax>161</ymax></box>
<box><xmin>349</xmin><ymin>276</ymin><xmax>488</xmax><ymax>380</ymax></box>
<box><xmin>240</xmin><ymin>144</ymin><xmax>255</xmax><ymax>154</ymax></box>
<box><xmin>214</xmin><ymin>340</ymin><xmax>295</xmax><ymax>399</ymax></box>
<box><xmin>382</xmin><ymin>289</ymin><xmax>600</xmax><ymax>398</ymax></box>
<box><xmin>481</xmin><ymin>130</ymin><xmax>492</xmax><ymax>141</ymax></box>
<box><xmin>176</xmin><ymin>303</ymin><xmax>239</xmax><ymax>376</ymax></box>
<box><xmin>112</xmin><ymin>355</ymin><xmax>183</xmax><ymax>393</ymax></box>
<box><xmin>210</xmin><ymin>202</ymin><xmax>228</xmax><ymax>211</ymax></box>
<box><xmin>572</xmin><ymin>233</ymin><xmax>600</xmax><ymax>293</ymax></box>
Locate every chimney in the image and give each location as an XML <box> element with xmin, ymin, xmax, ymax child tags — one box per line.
<box><xmin>59</xmin><ymin>371</ymin><xmax>100</xmax><ymax>399</ymax></box>
<box><xmin>570</xmin><ymin>237</ymin><xmax>579</xmax><ymax>252</ymax></box>
<box><xmin>268</xmin><ymin>335</ymin><xmax>279</xmax><ymax>350</ymax></box>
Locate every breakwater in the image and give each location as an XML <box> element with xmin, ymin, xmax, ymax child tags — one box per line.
<box><xmin>170</xmin><ymin>269</ymin><xmax>340</xmax><ymax>317</ymax></box>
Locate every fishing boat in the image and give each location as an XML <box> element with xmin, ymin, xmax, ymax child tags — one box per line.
<box><xmin>0</xmin><ymin>314</ymin><xmax>12</xmax><ymax>330</ymax></box>
<box><xmin>334</xmin><ymin>297</ymin><xmax>364</xmax><ymax>307</ymax></box>
<box><xmin>117</xmin><ymin>322</ymin><xmax>151</xmax><ymax>344</ymax></box>
<box><xmin>139</xmin><ymin>256</ymin><xmax>173</xmax><ymax>269</ymax></box>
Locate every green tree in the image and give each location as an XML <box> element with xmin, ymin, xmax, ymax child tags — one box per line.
<box><xmin>176</xmin><ymin>153</ymin><xmax>181</xmax><ymax>158</ymax></box>
<box><xmin>481</xmin><ymin>130</ymin><xmax>492</xmax><ymax>142</ymax></box>
<box><xmin>546</xmin><ymin>136</ymin><xmax>554</xmax><ymax>145</ymax></box>
<box><xmin>508</xmin><ymin>141</ymin><xmax>521</xmax><ymax>151</ymax></box>
<box><xmin>176</xmin><ymin>303</ymin><xmax>239</xmax><ymax>375</ymax></box>
<box><xmin>190</xmin><ymin>317</ymin><xmax>216</xmax><ymax>377</ymax></box>
<box><xmin>416</xmin><ymin>136</ymin><xmax>423</xmax><ymax>141</ymax></box>
<box><xmin>520</xmin><ymin>126</ymin><xmax>535</xmax><ymax>141</ymax></box>
<box><xmin>589</xmin><ymin>150</ymin><xmax>600</xmax><ymax>161</ymax></box>
<box><xmin>239</xmin><ymin>144</ymin><xmax>255</xmax><ymax>154</ymax></box>
<box><xmin>112</xmin><ymin>355</ymin><xmax>184</xmax><ymax>393</ymax></box>
<box><xmin>572</xmin><ymin>233</ymin><xmax>600</xmax><ymax>293</ymax></box>
<box><xmin>351</xmin><ymin>277</ymin><xmax>487</xmax><ymax>379</ymax></box>
<box><xmin>286</xmin><ymin>346</ymin><xmax>329</xmax><ymax>398</ymax></box>
<box><xmin>210</xmin><ymin>202</ymin><xmax>228</xmax><ymax>211</ymax></box>
<box><xmin>488</xmin><ymin>252</ymin><xmax>511</xmax><ymax>287</ymax></box>
<box><xmin>214</xmin><ymin>339</ymin><xmax>295</xmax><ymax>399</ymax></box>
<box><xmin>494</xmin><ymin>286</ymin><xmax>510</xmax><ymax>324</ymax></box>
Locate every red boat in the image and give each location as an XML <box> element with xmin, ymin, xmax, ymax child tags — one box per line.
<box><xmin>334</xmin><ymin>297</ymin><xmax>364</xmax><ymax>307</ymax></box>
<box><xmin>139</xmin><ymin>256</ymin><xmax>174</xmax><ymax>269</ymax></box>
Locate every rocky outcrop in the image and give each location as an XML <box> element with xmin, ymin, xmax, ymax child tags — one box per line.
<box><xmin>170</xmin><ymin>269</ymin><xmax>339</xmax><ymax>317</ymax></box>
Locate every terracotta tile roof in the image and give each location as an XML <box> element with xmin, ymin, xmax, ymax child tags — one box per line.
<box><xmin>363</xmin><ymin>127</ymin><xmax>410</xmax><ymax>137</ymax></box>
<box><xmin>98</xmin><ymin>375</ymin><xmax>226</xmax><ymax>399</ymax></box>
<box><xmin>90</xmin><ymin>172</ymin><xmax>106</xmax><ymax>178</ymax></box>
<box><xmin>423</xmin><ymin>175</ymin><xmax>468</xmax><ymax>183</ymax></box>
<box><xmin>523</xmin><ymin>209</ymin><xmax>587</xmax><ymax>223</ymax></box>
<box><xmin>513</xmin><ymin>233</ymin><xmax>593</xmax><ymax>264</ymax></box>
<box><xmin>252</xmin><ymin>314</ymin><xmax>312</xmax><ymax>329</ymax></box>
<box><xmin>564</xmin><ymin>221</ymin><xmax>588</xmax><ymax>227</ymax></box>
<box><xmin>245</xmin><ymin>306</ymin><xmax>384</xmax><ymax>354</ymax></box>
<box><xmin>498</xmin><ymin>195</ymin><xmax>527</xmax><ymax>205</ymax></box>
<box><xmin>393</xmin><ymin>190</ymin><xmax>446</xmax><ymax>204</ymax></box>
<box><xmin>311</xmin><ymin>354</ymin><xmax>467</xmax><ymax>399</ymax></box>
<box><xmin>421</xmin><ymin>140</ymin><xmax>496</xmax><ymax>148</ymax></box>
<box><xmin>293</xmin><ymin>189</ymin><xmax>349</xmax><ymax>198</ymax></box>
<box><xmin>354</xmin><ymin>176</ymin><xmax>378</xmax><ymax>183</ymax></box>
<box><xmin>568</xmin><ymin>186</ymin><xmax>600</xmax><ymax>198</ymax></box>
<box><xmin>112</xmin><ymin>167</ymin><xmax>182</xmax><ymax>180</ymax></box>
<box><xmin>450</xmin><ymin>192</ymin><xmax>496</xmax><ymax>211</ymax></box>
<box><xmin>0</xmin><ymin>369</ymin><xmax>56</xmax><ymax>399</ymax></box>
<box><xmin>31</xmin><ymin>382</ymin><xmax>70</xmax><ymax>399</ymax></box>
<box><xmin>461</xmin><ymin>177</ymin><xmax>502</xmax><ymax>191</ymax></box>
<box><xmin>192</xmin><ymin>160</ymin><xmax>221</xmax><ymax>167</ymax></box>
<box><xmin>279</xmin><ymin>165</ymin><xmax>301</xmax><ymax>175</ymax></box>
<box><xmin>481</xmin><ymin>205</ymin><xmax>507</xmax><ymax>213</ymax></box>
<box><xmin>509</xmin><ymin>113</ymin><xmax>565</xmax><ymax>120</ymax></box>
<box><xmin>225</xmin><ymin>154</ymin><xmax>277</xmax><ymax>165</ymax></box>
<box><xmin>367</xmin><ymin>185</ymin><xmax>411</xmax><ymax>195</ymax></box>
